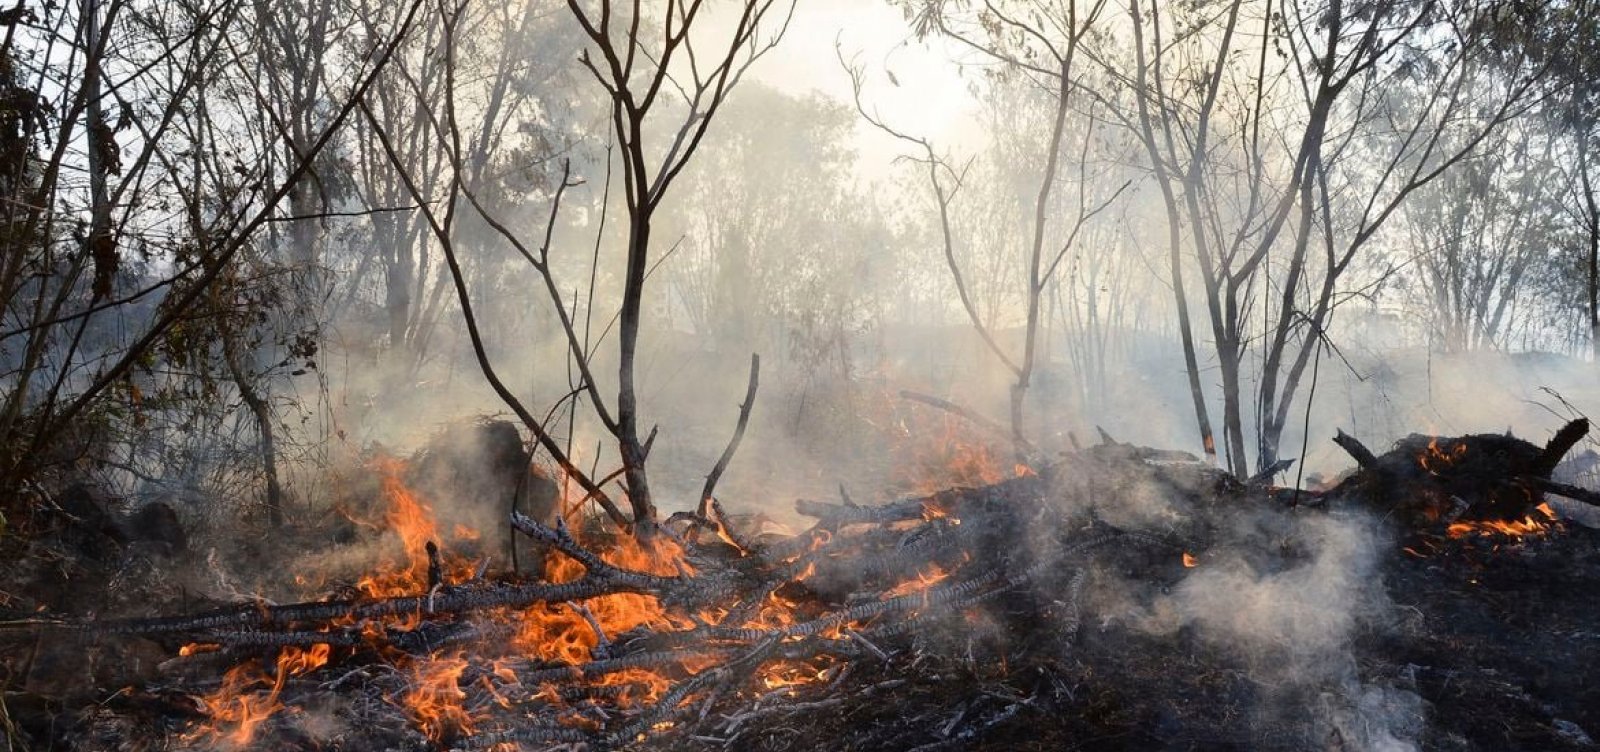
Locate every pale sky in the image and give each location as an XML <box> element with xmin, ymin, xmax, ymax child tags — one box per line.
<box><xmin>744</xmin><ymin>0</ymin><xmax>988</xmax><ymax>173</ymax></box>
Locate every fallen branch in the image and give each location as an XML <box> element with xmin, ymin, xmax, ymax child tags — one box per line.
<box><xmin>1535</xmin><ymin>477</ymin><xmax>1600</xmax><ymax>508</ymax></box>
<box><xmin>1535</xmin><ymin>418</ymin><xmax>1591</xmax><ymax>476</ymax></box>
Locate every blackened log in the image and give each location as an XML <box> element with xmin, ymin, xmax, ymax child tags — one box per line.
<box><xmin>89</xmin><ymin>579</ymin><xmax>651</xmax><ymax>636</ymax></box>
<box><xmin>1534</xmin><ymin>418</ymin><xmax>1591</xmax><ymax>477</ymax></box>
<box><xmin>1535</xmin><ymin>477</ymin><xmax>1600</xmax><ymax>508</ymax></box>
<box><xmin>1248</xmin><ymin>459</ymin><xmax>1294</xmax><ymax>486</ymax></box>
<box><xmin>1333</xmin><ymin>429</ymin><xmax>1379</xmax><ymax>470</ymax></box>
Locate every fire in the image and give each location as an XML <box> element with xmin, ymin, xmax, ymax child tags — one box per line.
<box><xmin>281</xmin><ymin>642</ymin><xmax>332</xmax><ymax>674</ymax></box>
<box><xmin>192</xmin><ymin>662</ymin><xmax>283</xmax><ymax>748</ymax></box>
<box><xmin>1182</xmin><ymin>552</ymin><xmax>1198</xmax><ymax>568</ymax></box>
<box><xmin>354</xmin><ymin>456</ymin><xmax>478</xmax><ymax>598</ymax></box>
<box><xmin>757</xmin><ymin>658</ymin><xmax>832</xmax><ymax>690</ymax></box>
<box><xmin>1445</xmin><ymin>503</ymin><xmax>1559</xmax><ymax>540</ymax></box>
<box><xmin>404</xmin><ymin>653</ymin><xmax>475</xmax><ymax>740</ymax></box>
<box><xmin>513</xmin><ymin>531</ymin><xmax>692</xmax><ymax>667</ymax></box>
<box><xmin>884</xmin><ymin>564</ymin><xmax>951</xmax><ymax>600</ymax></box>
<box><xmin>596</xmin><ymin>667</ymin><xmax>673</xmax><ymax>705</ymax></box>
<box><xmin>889</xmin><ymin>408</ymin><xmax>1012</xmax><ymax>494</ymax></box>
<box><xmin>184</xmin><ymin>456</ymin><xmax>849</xmax><ymax>745</ymax></box>
<box><xmin>187</xmin><ymin>644</ymin><xmax>331</xmax><ymax>746</ymax></box>
<box><xmin>1418</xmin><ymin>436</ymin><xmax>1468</xmax><ymax>475</ymax></box>
<box><xmin>750</xmin><ymin>589</ymin><xmax>804</xmax><ymax>629</ymax></box>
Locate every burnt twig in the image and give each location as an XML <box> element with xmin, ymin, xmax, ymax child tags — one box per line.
<box><xmin>700</xmin><ymin>354</ymin><xmax>760</xmax><ymax>518</ymax></box>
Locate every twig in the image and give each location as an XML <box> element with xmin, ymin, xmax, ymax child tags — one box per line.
<box><xmin>564</xmin><ymin>601</ymin><xmax>610</xmax><ymax>652</ymax></box>
<box><xmin>700</xmin><ymin>354</ymin><xmax>760</xmax><ymax>517</ymax></box>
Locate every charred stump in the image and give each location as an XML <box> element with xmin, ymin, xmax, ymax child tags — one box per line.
<box><xmin>1328</xmin><ymin>419</ymin><xmax>1590</xmax><ymax>530</ymax></box>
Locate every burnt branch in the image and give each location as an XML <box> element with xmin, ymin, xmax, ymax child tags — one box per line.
<box><xmin>1333</xmin><ymin>429</ymin><xmax>1380</xmax><ymax>470</ymax></box>
<box><xmin>1535</xmin><ymin>418</ymin><xmax>1591</xmax><ymax>477</ymax></box>
<box><xmin>699</xmin><ymin>353</ymin><xmax>760</xmax><ymax>518</ymax></box>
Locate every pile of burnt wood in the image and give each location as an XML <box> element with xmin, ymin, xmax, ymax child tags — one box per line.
<box><xmin>4</xmin><ymin>419</ymin><xmax>1598</xmax><ymax>751</ymax></box>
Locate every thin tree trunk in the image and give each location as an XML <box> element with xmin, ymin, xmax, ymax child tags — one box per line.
<box><xmin>617</xmin><ymin>206</ymin><xmax>657</xmax><ymax>533</ymax></box>
<box><xmin>1128</xmin><ymin>0</ymin><xmax>1216</xmax><ymax>463</ymax></box>
<box><xmin>1580</xmin><ymin>134</ymin><xmax>1600</xmax><ymax>360</ymax></box>
<box><xmin>1013</xmin><ymin>57</ymin><xmax>1074</xmax><ymax>456</ymax></box>
<box><xmin>226</xmin><ymin>343</ymin><xmax>284</xmax><ymax>528</ymax></box>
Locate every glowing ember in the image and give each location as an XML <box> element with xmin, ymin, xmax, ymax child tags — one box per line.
<box><xmin>1182</xmin><ymin>552</ymin><xmax>1198</xmax><ymax>568</ymax></box>
<box><xmin>757</xmin><ymin>658</ymin><xmax>832</xmax><ymax>690</ymax></box>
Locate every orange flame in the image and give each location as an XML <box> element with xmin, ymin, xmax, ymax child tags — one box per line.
<box><xmin>355</xmin><ymin>456</ymin><xmax>478</xmax><ymax>598</ymax></box>
<box><xmin>187</xmin><ymin>644</ymin><xmax>331</xmax><ymax>746</ymax></box>
<box><xmin>404</xmin><ymin>653</ymin><xmax>476</xmax><ymax>741</ymax></box>
<box><xmin>1418</xmin><ymin>437</ymin><xmax>1468</xmax><ymax>475</ymax></box>
<box><xmin>1182</xmin><ymin>552</ymin><xmax>1198</xmax><ymax>568</ymax></box>
<box><xmin>890</xmin><ymin>410</ymin><xmax>1012</xmax><ymax>494</ymax></box>
<box><xmin>596</xmin><ymin>667</ymin><xmax>673</xmax><ymax>705</ymax></box>
<box><xmin>883</xmin><ymin>564</ymin><xmax>951</xmax><ymax>600</ymax></box>
<box><xmin>1445</xmin><ymin>502</ymin><xmax>1559</xmax><ymax>540</ymax></box>
<box><xmin>757</xmin><ymin>658</ymin><xmax>832</xmax><ymax>690</ymax></box>
<box><xmin>512</xmin><ymin>532</ymin><xmax>692</xmax><ymax>667</ymax></box>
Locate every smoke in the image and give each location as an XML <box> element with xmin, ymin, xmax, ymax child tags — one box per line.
<box><xmin>1109</xmin><ymin>506</ymin><xmax>1425</xmax><ymax>751</ymax></box>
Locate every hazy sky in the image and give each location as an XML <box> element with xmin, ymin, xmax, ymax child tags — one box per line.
<box><xmin>746</xmin><ymin>0</ymin><xmax>987</xmax><ymax>169</ymax></box>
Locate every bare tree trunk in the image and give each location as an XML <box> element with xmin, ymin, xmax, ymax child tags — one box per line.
<box><xmin>223</xmin><ymin>335</ymin><xmax>284</xmax><ymax>527</ymax></box>
<box><xmin>1128</xmin><ymin>0</ymin><xmax>1216</xmax><ymax>464</ymax></box>
<box><xmin>1580</xmin><ymin>135</ymin><xmax>1600</xmax><ymax>360</ymax></box>
<box><xmin>1012</xmin><ymin>57</ymin><xmax>1075</xmax><ymax>456</ymax></box>
<box><xmin>84</xmin><ymin>0</ymin><xmax>114</xmax><ymax>300</ymax></box>
<box><xmin>378</xmin><ymin>211</ymin><xmax>413</xmax><ymax>352</ymax></box>
<box><xmin>617</xmin><ymin>207</ymin><xmax>657</xmax><ymax>533</ymax></box>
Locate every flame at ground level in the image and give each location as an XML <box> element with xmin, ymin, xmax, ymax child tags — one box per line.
<box><xmin>1446</xmin><ymin>503</ymin><xmax>1559</xmax><ymax>540</ymax></box>
<box><xmin>186</xmin><ymin>643</ymin><xmax>330</xmax><ymax>747</ymax></box>
<box><xmin>183</xmin><ymin>452</ymin><xmax>981</xmax><ymax>745</ymax></box>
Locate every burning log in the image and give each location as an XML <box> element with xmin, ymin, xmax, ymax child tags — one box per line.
<box><xmin>1329</xmin><ymin>419</ymin><xmax>1590</xmax><ymax>537</ymax></box>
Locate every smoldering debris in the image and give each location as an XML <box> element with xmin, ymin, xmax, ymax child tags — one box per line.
<box><xmin>4</xmin><ymin>425</ymin><xmax>1598</xmax><ymax>751</ymax></box>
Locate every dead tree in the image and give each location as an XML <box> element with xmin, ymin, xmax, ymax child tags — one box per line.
<box><xmin>563</xmin><ymin>0</ymin><xmax>793</xmax><ymax>533</ymax></box>
<box><xmin>846</xmin><ymin>0</ymin><xmax>1123</xmax><ymax>460</ymax></box>
<box><xmin>363</xmin><ymin>1</ymin><xmax>793</xmax><ymax>536</ymax></box>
